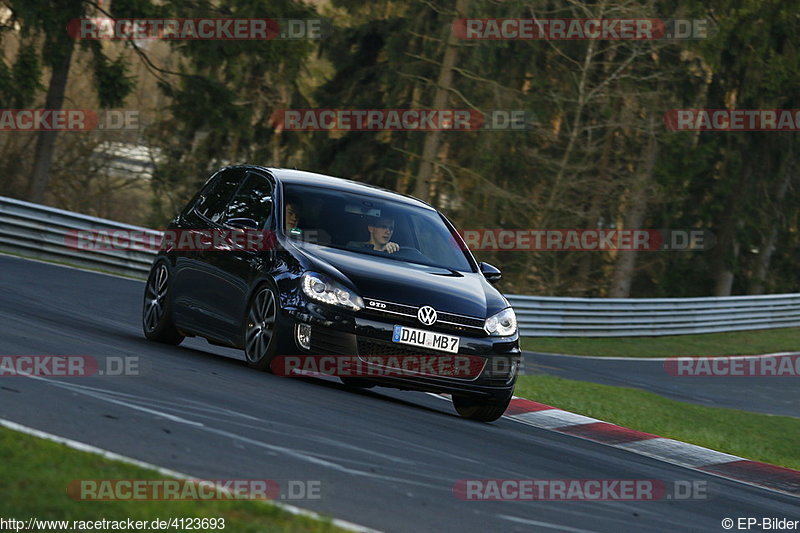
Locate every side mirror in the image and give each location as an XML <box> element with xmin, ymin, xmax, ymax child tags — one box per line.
<box><xmin>226</xmin><ymin>218</ymin><xmax>260</xmax><ymax>230</ymax></box>
<box><xmin>480</xmin><ymin>262</ymin><xmax>502</xmax><ymax>283</ymax></box>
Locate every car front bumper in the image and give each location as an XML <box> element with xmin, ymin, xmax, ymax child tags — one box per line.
<box><xmin>285</xmin><ymin>303</ymin><xmax>520</xmax><ymax>402</ymax></box>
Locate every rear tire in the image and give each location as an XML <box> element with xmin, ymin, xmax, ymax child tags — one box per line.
<box><xmin>452</xmin><ymin>393</ymin><xmax>511</xmax><ymax>422</ymax></box>
<box><xmin>142</xmin><ymin>262</ymin><xmax>184</xmax><ymax>345</ymax></box>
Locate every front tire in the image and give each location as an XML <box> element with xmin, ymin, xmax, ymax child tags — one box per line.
<box><xmin>244</xmin><ymin>283</ymin><xmax>284</xmax><ymax>371</ymax></box>
<box><xmin>142</xmin><ymin>262</ymin><xmax>184</xmax><ymax>345</ymax></box>
<box><xmin>452</xmin><ymin>393</ymin><xmax>511</xmax><ymax>422</ymax></box>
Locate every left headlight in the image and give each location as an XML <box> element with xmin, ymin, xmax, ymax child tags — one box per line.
<box><xmin>485</xmin><ymin>307</ymin><xmax>517</xmax><ymax>336</ymax></box>
<box><xmin>301</xmin><ymin>273</ymin><xmax>364</xmax><ymax>311</ymax></box>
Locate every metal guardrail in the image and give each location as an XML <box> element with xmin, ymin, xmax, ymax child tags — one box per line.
<box><xmin>506</xmin><ymin>294</ymin><xmax>800</xmax><ymax>337</ymax></box>
<box><xmin>0</xmin><ymin>196</ymin><xmax>158</xmax><ymax>279</ymax></box>
<box><xmin>1</xmin><ymin>195</ymin><xmax>798</xmax><ymax>337</ymax></box>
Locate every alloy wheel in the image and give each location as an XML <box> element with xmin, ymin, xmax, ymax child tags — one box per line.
<box><xmin>245</xmin><ymin>287</ymin><xmax>277</xmax><ymax>363</ymax></box>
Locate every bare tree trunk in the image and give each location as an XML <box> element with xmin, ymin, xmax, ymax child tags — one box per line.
<box><xmin>576</xmin><ymin>128</ymin><xmax>615</xmax><ymax>294</ymax></box>
<box><xmin>608</xmin><ymin>117</ymin><xmax>658</xmax><ymax>297</ymax></box>
<box><xmin>749</xmin><ymin>219</ymin><xmax>778</xmax><ymax>295</ymax></box>
<box><xmin>749</xmin><ymin>146</ymin><xmax>794</xmax><ymax>294</ymax></box>
<box><xmin>413</xmin><ymin>0</ymin><xmax>470</xmax><ymax>202</ymax></box>
<box><xmin>428</xmin><ymin>141</ymin><xmax>451</xmax><ymax>206</ymax></box>
<box><xmin>713</xmin><ymin>248</ymin><xmax>737</xmax><ymax>296</ymax></box>
<box><xmin>540</xmin><ymin>39</ymin><xmax>597</xmax><ymax>223</ymax></box>
<box><xmin>28</xmin><ymin>42</ymin><xmax>75</xmax><ymax>203</ymax></box>
<box><xmin>270</xmin><ymin>79</ymin><xmax>292</xmax><ymax>166</ymax></box>
<box><xmin>711</xmin><ymin>152</ymin><xmax>748</xmax><ymax>296</ymax></box>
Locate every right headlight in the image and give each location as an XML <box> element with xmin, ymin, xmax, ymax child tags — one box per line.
<box><xmin>301</xmin><ymin>273</ymin><xmax>364</xmax><ymax>311</ymax></box>
<box><xmin>484</xmin><ymin>307</ymin><xmax>517</xmax><ymax>336</ymax></box>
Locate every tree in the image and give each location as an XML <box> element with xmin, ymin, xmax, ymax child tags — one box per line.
<box><xmin>144</xmin><ymin>0</ymin><xmax>319</xmax><ymax>222</ymax></box>
<box><xmin>3</xmin><ymin>0</ymin><xmax>136</xmax><ymax>203</ymax></box>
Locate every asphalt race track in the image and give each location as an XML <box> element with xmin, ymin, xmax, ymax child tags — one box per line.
<box><xmin>523</xmin><ymin>352</ymin><xmax>800</xmax><ymax>418</ymax></box>
<box><xmin>1</xmin><ymin>254</ymin><xmax>797</xmax><ymax>532</ymax></box>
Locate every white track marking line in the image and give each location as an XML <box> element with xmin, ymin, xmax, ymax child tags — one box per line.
<box><xmin>497</xmin><ymin>514</ymin><xmax>600</xmax><ymax>532</ymax></box>
<box><xmin>25</xmin><ymin>375</ymin><xmax>205</xmax><ymax>427</ymax></box>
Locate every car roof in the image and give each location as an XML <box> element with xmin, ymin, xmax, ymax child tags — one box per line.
<box><xmin>245</xmin><ymin>166</ymin><xmax>435</xmax><ymax>210</ymax></box>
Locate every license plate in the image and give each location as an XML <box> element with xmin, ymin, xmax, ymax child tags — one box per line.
<box><xmin>391</xmin><ymin>325</ymin><xmax>460</xmax><ymax>354</ymax></box>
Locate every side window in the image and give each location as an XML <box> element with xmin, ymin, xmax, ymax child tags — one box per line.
<box><xmin>194</xmin><ymin>168</ymin><xmax>245</xmax><ymax>223</ymax></box>
<box><xmin>224</xmin><ymin>172</ymin><xmax>274</xmax><ymax>227</ymax></box>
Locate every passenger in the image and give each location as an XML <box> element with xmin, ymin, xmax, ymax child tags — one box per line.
<box><xmin>285</xmin><ymin>196</ymin><xmax>331</xmax><ymax>245</ymax></box>
<box><xmin>285</xmin><ymin>198</ymin><xmax>302</xmax><ymax>231</ymax></box>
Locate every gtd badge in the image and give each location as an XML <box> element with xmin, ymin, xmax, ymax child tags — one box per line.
<box><xmin>417</xmin><ymin>306</ymin><xmax>437</xmax><ymax>326</ymax></box>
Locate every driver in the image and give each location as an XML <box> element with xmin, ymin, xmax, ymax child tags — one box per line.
<box><xmin>349</xmin><ymin>215</ymin><xmax>400</xmax><ymax>253</ymax></box>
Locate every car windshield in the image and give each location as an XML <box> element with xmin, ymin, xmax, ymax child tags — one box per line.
<box><xmin>282</xmin><ymin>183</ymin><xmax>474</xmax><ymax>272</ymax></box>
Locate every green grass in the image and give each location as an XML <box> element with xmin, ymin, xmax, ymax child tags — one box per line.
<box><xmin>521</xmin><ymin>327</ymin><xmax>800</xmax><ymax>357</ymax></box>
<box><xmin>0</xmin><ymin>427</ymin><xmax>348</xmax><ymax>532</ymax></box>
<box><xmin>514</xmin><ymin>375</ymin><xmax>800</xmax><ymax>470</ymax></box>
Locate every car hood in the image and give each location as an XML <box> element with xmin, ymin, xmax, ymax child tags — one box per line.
<box><xmin>291</xmin><ymin>243</ymin><xmax>508</xmax><ymax>318</ymax></box>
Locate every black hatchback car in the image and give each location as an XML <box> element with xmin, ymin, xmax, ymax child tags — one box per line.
<box><xmin>143</xmin><ymin>166</ymin><xmax>520</xmax><ymax>421</ymax></box>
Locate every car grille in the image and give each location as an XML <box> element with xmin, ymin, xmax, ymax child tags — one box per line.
<box><xmin>356</xmin><ymin>339</ymin><xmax>486</xmax><ymax>380</ymax></box>
<box><xmin>357</xmin><ymin>338</ymin><xmax>449</xmax><ymax>358</ymax></box>
<box><xmin>438</xmin><ymin>311</ymin><xmax>485</xmax><ymax>329</ymax></box>
<box><xmin>362</xmin><ymin>299</ymin><xmax>486</xmax><ymax>335</ymax></box>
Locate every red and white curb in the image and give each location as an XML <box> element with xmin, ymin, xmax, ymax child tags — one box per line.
<box><xmin>502</xmin><ymin>397</ymin><xmax>800</xmax><ymax>497</ymax></box>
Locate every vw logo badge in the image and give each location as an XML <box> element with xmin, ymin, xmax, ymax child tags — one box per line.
<box><xmin>417</xmin><ymin>305</ymin><xmax>438</xmax><ymax>326</ymax></box>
